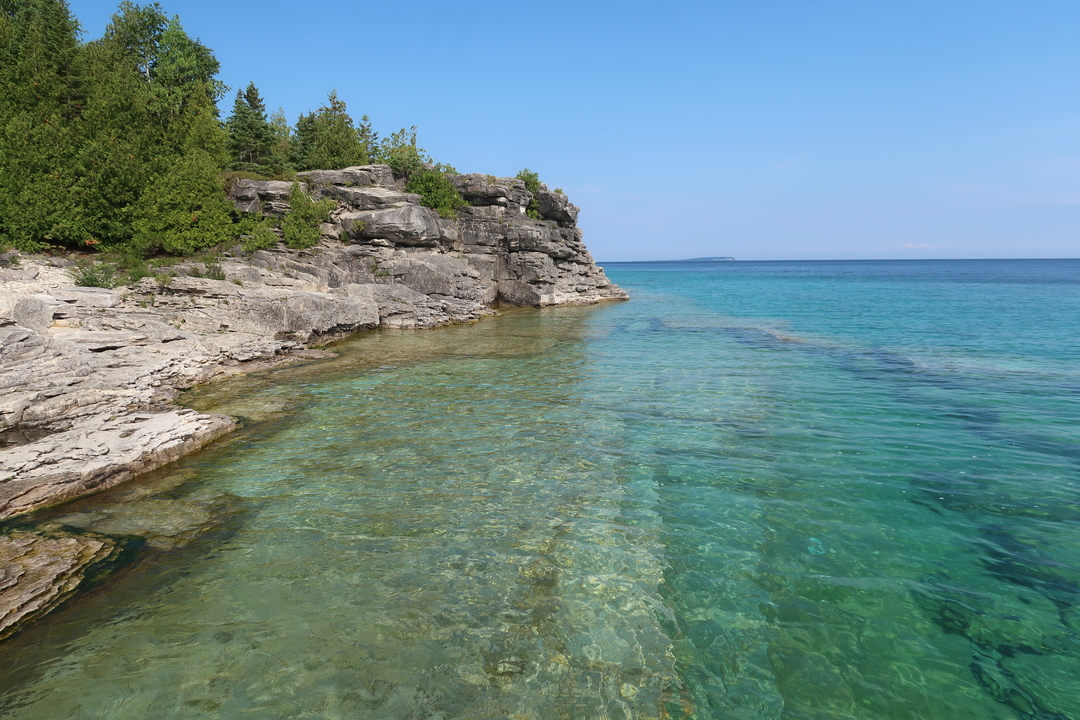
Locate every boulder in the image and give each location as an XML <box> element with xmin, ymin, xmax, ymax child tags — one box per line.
<box><xmin>343</xmin><ymin>206</ymin><xmax>442</xmax><ymax>246</ymax></box>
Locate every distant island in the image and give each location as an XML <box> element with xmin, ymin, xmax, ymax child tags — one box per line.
<box><xmin>684</xmin><ymin>256</ymin><xmax>736</xmax><ymax>262</ymax></box>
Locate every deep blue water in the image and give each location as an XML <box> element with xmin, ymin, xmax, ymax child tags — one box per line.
<box><xmin>0</xmin><ymin>258</ymin><xmax>1078</xmax><ymax>719</ymax></box>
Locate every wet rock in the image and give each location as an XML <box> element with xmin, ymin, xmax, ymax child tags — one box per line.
<box><xmin>0</xmin><ymin>527</ymin><xmax>128</xmax><ymax>642</ymax></box>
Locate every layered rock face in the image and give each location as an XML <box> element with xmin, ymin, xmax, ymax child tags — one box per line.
<box><xmin>231</xmin><ymin>165</ymin><xmax>627</xmax><ymax>308</ymax></box>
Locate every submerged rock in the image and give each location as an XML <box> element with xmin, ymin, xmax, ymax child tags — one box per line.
<box><xmin>0</xmin><ymin>526</ymin><xmax>132</xmax><ymax>642</ymax></box>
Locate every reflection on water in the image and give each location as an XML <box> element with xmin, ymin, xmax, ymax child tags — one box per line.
<box><xmin>1</xmin><ymin>261</ymin><xmax>1079</xmax><ymax>720</ymax></box>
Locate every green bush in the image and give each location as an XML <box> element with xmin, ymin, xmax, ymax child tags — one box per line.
<box><xmin>405</xmin><ymin>168</ymin><xmax>468</xmax><ymax>219</ymax></box>
<box><xmin>281</xmin><ymin>183</ymin><xmax>335</xmax><ymax>249</ymax></box>
<box><xmin>515</xmin><ymin>168</ymin><xmax>542</xmax><ymax>219</ymax></box>
<box><xmin>242</xmin><ymin>218</ymin><xmax>280</xmax><ymax>252</ymax></box>
<box><xmin>70</xmin><ymin>261</ymin><xmax>118</xmax><ymax>288</ymax></box>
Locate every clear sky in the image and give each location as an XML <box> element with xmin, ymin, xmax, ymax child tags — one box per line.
<box><xmin>67</xmin><ymin>0</ymin><xmax>1079</xmax><ymax>261</ymax></box>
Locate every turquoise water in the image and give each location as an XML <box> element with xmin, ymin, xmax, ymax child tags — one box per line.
<box><xmin>1</xmin><ymin>259</ymin><xmax>1079</xmax><ymax>719</ymax></box>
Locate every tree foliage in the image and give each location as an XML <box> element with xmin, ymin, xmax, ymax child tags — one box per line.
<box><xmin>405</xmin><ymin>169</ymin><xmax>467</xmax><ymax>219</ymax></box>
<box><xmin>0</xmin><ymin>0</ymin><xmax>232</xmax><ymax>251</ymax></box>
<box><xmin>132</xmin><ymin>148</ymin><xmax>235</xmax><ymax>255</ymax></box>
<box><xmin>376</xmin><ymin>125</ymin><xmax>427</xmax><ymax>179</ymax></box>
<box><xmin>226</xmin><ymin>81</ymin><xmax>274</xmax><ymax>172</ymax></box>
<box><xmin>290</xmin><ymin>91</ymin><xmax>369</xmax><ymax>171</ymax></box>
<box><xmin>516</xmin><ymin>169</ymin><xmax>542</xmax><ymax>220</ymax></box>
<box><xmin>0</xmin><ymin>1</ymin><xmax>469</xmax><ymax>258</ymax></box>
<box><xmin>281</xmin><ymin>183</ymin><xmax>335</xmax><ymax>249</ymax></box>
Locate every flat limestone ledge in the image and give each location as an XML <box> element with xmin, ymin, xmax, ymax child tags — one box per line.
<box><xmin>0</xmin><ymin>409</ymin><xmax>237</xmax><ymax>521</ymax></box>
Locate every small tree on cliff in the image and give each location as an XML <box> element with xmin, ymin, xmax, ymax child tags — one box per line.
<box><xmin>516</xmin><ymin>169</ymin><xmax>542</xmax><ymax>219</ymax></box>
<box><xmin>301</xmin><ymin>90</ymin><xmax>368</xmax><ymax>170</ymax></box>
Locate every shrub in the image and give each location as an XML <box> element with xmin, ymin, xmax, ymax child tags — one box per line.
<box><xmin>281</xmin><ymin>183</ymin><xmax>335</xmax><ymax>249</ymax></box>
<box><xmin>70</xmin><ymin>261</ymin><xmax>118</xmax><ymax>288</ymax></box>
<box><xmin>405</xmin><ymin>168</ymin><xmax>468</xmax><ymax>219</ymax></box>
<box><xmin>515</xmin><ymin>168</ymin><xmax>542</xmax><ymax>219</ymax></box>
<box><xmin>243</xmin><ymin>219</ymin><xmax>279</xmax><ymax>252</ymax></box>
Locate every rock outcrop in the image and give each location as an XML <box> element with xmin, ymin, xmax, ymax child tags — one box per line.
<box><xmin>0</xmin><ymin>167</ymin><xmax>624</xmax><ymax>642</ymax></box>
<box><xmin>232</xmin><ymin>165</ymin><xmax>626</xmax><ymax>307</ymax></box>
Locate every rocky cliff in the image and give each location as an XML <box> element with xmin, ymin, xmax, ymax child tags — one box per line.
<box><xmin>231</xmin><ymin>165</ymin><xmax>626</xmax><ymax>309</ymax></box>
<box><xmin>0</xmin><ymin>167</ymin><xmax>624</xmax><ymax>642</ymax></box>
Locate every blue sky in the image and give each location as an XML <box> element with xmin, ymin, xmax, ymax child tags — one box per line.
<box><xmin>68</xmin><ymin>0</ymin><xmax>1079</xmax><ymax>261</ymax></box>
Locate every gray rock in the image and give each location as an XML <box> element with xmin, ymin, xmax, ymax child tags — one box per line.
<box><xmin>297</xmin><ymin>165</ymin><xmax>395</xmax><ymax>189</ymax></box>
<box><xmin>228</xmin><ymin>179</ymin><xmax>295</xmax><ymax>216</ymax></box>
<box><xmin>538</xmin><ymin>189</ymin><xmax>579</xmax><ymax>224</ymax></box>
<box><xmin>345</xmin><ymin>206</ymin><xmax>442</xmax><ymax>246</ymax></box>
<box><xmin>322</xmin><ymin>186</ymin><xmax>419</xmax><ymax>210</ymax></box>
<box><xmin>0</xmin><ymin>527</ymin><xmax>125</xmax><ymax>642</ymax></box>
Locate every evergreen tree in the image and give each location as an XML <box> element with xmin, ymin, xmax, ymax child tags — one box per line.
<box><xmin>132</xmin><ymin>147</ymin><xmax>235</xmax><ymax>255</ymax></box>
<box><xmin>74</xmin><ymin>1</ymin><xmax>226</xmax><ymax>247</ymax></box>
<box><xmin>377</xmin><ymin>126</ymin><xmax>427</xmax><ymax>179</ymax></box>
<box><xmin>0</xmin><ymin>1</ymin><xmax>233</xmax><ymax>253</ymax></box>
<box><xmin>0</xmin><ymin>0</ymin><xmax>85</xmax><ymax>250</ymax></box>
<box><xmin>226</xmin><ymin>81</ymin><xmax>273</xmax><ymax>171</ymax></box>
<box><xmin>291</xmin><ymin>111</ymin><xmax>315</xmax><ymax>171</ymax></box>
<box><xmin>306</xmin><ymin>90</ymin><xmax>367</xmax><ymax>170</ymax></box>
<box><xmin>357</xmin><ymin>114</ymin><xmax>377</xmax><ymax>166</ymax></box>
<box><xmin>267</xmin><ymin>107</ymin><xmax>293</xmax><ymax>175</ymax></box>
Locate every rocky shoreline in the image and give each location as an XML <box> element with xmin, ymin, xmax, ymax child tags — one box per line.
<box><xmin>0</xmin><ymin>166</ymin><xmax>626</xmax><ymax>642</ymax></box>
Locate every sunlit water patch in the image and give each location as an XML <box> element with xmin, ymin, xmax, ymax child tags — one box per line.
<box><xmin>1</xmin><ymin>260</ymin><xmax>1078</xmax><ymax>720</ymax></box>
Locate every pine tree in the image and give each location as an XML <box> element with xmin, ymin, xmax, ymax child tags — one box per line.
<box><xmin>377</xmin><ymin>126</ymin><xmax>427</xmax><ymax>179</ymax></box>
<box><xmin>291</xmin><ymin>111</ymin><xmax>315</xmax><ymax>171</ymax></box>
<box><xmin>306</xmin><ymin>90</ymin><xmax>367</xmax><ymax>170</ymax></box>
<box><xmin>73</xmin><ymin>1</ymin><xmax>227</xmax><ymax>247</ymax></box>
<box><xmin>226</xmin><ymin>81</ymin><xmax>273</xmax><ymax>171</ymax></box>
<box><xmin>267</xmin><ymin>107</ymin><xmax>293</xmax><ymax>175</ymax></box>
<box><xmin>0</xmin><ymin>0</ymin><xmax>86</xmax><ymax>250</ymax></box>
<box><xmin>357</xmin><ymin>114</ymin><xmax>377</xmax><ymax>166</ymax></box>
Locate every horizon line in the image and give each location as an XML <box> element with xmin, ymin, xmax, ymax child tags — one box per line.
<box><xmin>599</xmin><ymin>257</ymin><xmax>1080</xmax><ymax>264</ymax></box>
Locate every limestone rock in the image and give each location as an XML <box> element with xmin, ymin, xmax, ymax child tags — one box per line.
<box><xmin>0</xmin><ymin>528</ymin><xmax>127</xmax><ymax>642</ymax></box>
<box><xmin>345</xmin><ymin>206</ymin><xmax>442</xmax><ymax>246</ymax></box>
<box><xmin>0</xmin><ymin>409</ymin><xmax>236</xmax><ymax>519</ymax></box>
<box><xmin>229</xmin><ymin>179</ymin><xmax>294</xmax><ymax>216</ymax></box>
<box><xmin>297</xmin><ymin>165</ymin><xmax>395</xmax><ymax>189</ymax></box>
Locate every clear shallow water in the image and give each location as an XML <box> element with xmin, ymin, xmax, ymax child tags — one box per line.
<box><xmin>1</xmin><ymin>259</ymin><xmax>1079</xmax><ymax>719</ymax></box>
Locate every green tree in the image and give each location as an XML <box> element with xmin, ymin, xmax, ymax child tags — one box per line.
<box><xmin>226</xmin><ymin>81</ymin><xmax>273</xmax><ymax>171</ymax></box>
<box><xmin>267</xmin><ymin>107</ymin><xmax>293</xmax><ymax>176</ymax></box>
<box><xmin>0</xmin><ymin>0</ymin><xmax>85</xmax><ymax>250</ymax></box>
<box><xmin>376</xmin><ymin>125</ymin><xmax>427</xmax><ymax>179</ymax></box>
<box><xmin>290</xmin><ymin>111</ymin><xmax>315</xmax><ymax>170</ymax></box>
<box><xmin>405</xmin><ymin>169</ymin><xmax>467</xmax><ymax>219</ymax></box>
<box><xmin>281</xmin><ymin>182</ymin><xmax>334</xmax><ymax>249</ymax></box>
<box><xmin>132</xmin><ymin>147</ymin><xmax>235</xmax><ymax>255</ymax></box>
<box><xmin>357</xmin><ymin>114</ymin><xmax>377</xmax><ymax>165</ymax></box>
<box><xmin>72</xmin><ymin>1</ymin><xmax>226</xmax><ymax>247</ymax></box>
<box><xmin>516</xmin><ymin>168</ymin><xmax>542</xmax><ymax>219</ymax></box>
<box><xmin>305</xmin><ymin>90</ymin><xmax>367</xmax><ymax>171</ymax></box>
